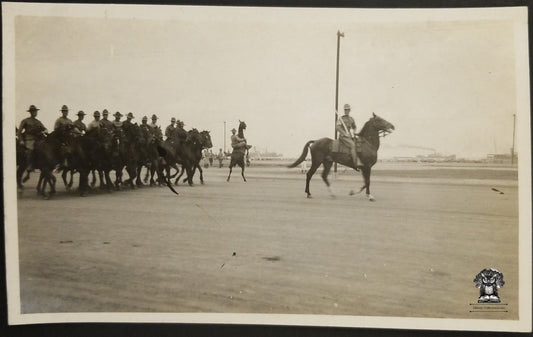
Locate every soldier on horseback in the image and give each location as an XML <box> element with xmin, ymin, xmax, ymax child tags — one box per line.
<box><xmin>230</xmin><ymin>128</ymin><xmax>248</xmax><ymax>152</ymax></box>
<box><xmin>165</xmin><ymin>117</ymin><xmax>176</xmax><ymax>140</ymax></box>
<box><xmin>149</xmin><ymin>114</ymin><xmax>159</xmax><ymax>129</ymax></box>
<box><xmin>100</xmin><ymin>109</ymin><xmax>113</xmax><ymax>130</ymax></box>
<box><xmin>17</xmin><ymin>105</ymin><xmax>48</xmax><ymax>171</ymax></box>
<box><xmin>123</xmin><ymin>112</ymin><xmax>135</xmax><ymax>129</ymax></box>
<box><xmin>112</xmin><ymin>111</ymin><xmax>123</xmax><ymax>129</ymax></box>
<box><xmin>87</xmin><ymin>111</ymin><xmax>102</xmax><ymax>131</ymax></box>
<box><xmin>336</xmin><ymin>103</ymin><xmax>360</xmax><ymax>167</ymax></box>
<box><xmin>54</xmin><ymin>105</ymin><xmax>73</xmax><ymax>130</ymax></box>
<box><xmin>73</xmin><ymin>110</ymin><xmax>87</xmax><ymax>135</ymax></box>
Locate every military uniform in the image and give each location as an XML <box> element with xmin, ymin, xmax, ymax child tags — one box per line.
<box><xmin>73</xmin><ymin>120</ymin><xmax>87</xmax><ymax>135</ymax></box>
<box><xmin>100</xmin><ymin>118</ymin><xmax>113</xmax><ymax>130</ymax></box>
<box><xmin>165</xmin><ymin>124</ymin><xmax>176</xmax><ymax>139</ymax></box>
<box><xmin>54</xmin><ymin>116</ymin><xmax>73</xmax><ymax>130</ymax></box>
<box><xmin>18</xmin><ymin>117</ymin><xmax>47</xmax><ymax>149</ymax></box>
<box><xmin>335</xmin><ymin>104</ymin><xmax>358</xmax><ymax>166</ymax></box>
<box><xmin>17</xmin><ymin>105</ymin><xmax>47</xmax><ymax>170</ymax></box>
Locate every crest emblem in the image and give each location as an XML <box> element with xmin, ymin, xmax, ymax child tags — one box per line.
<box><xmin>473</xmin><ymin>268</ymin><xmax>505</xmax><ymax>303</ymax></box>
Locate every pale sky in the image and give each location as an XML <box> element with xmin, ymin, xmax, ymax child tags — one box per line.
<box><xmin>8</xmin><ymin>5</ymin><xmax>528</xmax><ymax>158</ymax></box>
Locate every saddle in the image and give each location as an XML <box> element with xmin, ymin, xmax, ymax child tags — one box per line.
<box><xmin>330</xmin><ymin>138</ymin><xmax>362</xmax><ymax>154</ymax></box>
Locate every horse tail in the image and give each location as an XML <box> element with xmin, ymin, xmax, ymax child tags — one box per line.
<box><xmin>287</xmin><ymin>140</ymin><xmax>314</xmax><ymax>168</ymax></box>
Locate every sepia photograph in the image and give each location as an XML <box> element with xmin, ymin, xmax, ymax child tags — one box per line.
<box><xmin>2</xmin><ymin>2</ymin><xmax>531</xmax><ymax>333</ymax></box>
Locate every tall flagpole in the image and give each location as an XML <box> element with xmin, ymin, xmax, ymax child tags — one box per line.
<box><xmin>334</xmin><ymin>30</ymin><xmax>344</xmax><ymax>173</ymax></box>
<box><xmin>511</xmin><ymin>114</ymin><xmax>516</xmax><ymax>164</ymax></box>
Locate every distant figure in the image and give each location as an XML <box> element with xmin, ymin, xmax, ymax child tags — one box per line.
<box><xmin>217</xmin><ymin>148</ymin><xmax>224</xmax><ymax>168</ymax></box>
<box><xmin>54</xmin><ymin>105</ymin><xmax>73</xmax><ymax>130</ymax></box>
<box><xmin>208</xmin><ymin>149</ymin><xmax>214</xmax><ymax>167</ymax></box>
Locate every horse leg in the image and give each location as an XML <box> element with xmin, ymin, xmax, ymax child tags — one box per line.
<box><xmin>36</xmin><ymin>172</ymin><xmax>45</xmax><ymax>196</ymax></box>
<box><xmin>183</xmin><ymin>165</ymin><xmax>195</xmax><ymax>184</ymax></box>
<box><xmin>90</xmin><ymin>169</ymin><xmax>97</xmax><ymax>188</ymax></box>
<box><xmin>22</xmin><ymin>170</ymin><xmax>31</xmax><ymax>183</ymax></box>
<box><xmin>240</xmin><ymin>162</ymin><xmax>246</xmax><ymax>182</ymax></box>
<box><xmin>321</xmin><ymin>160</ymin><xmax>335</xmax><ymax>198</ymax></box>
<box><xmin>17</xmin><ymin>165</ymin><xmax>26</xmax><ymax>189</ymax></box>
<box><xmin>61</xmin><ymin>169</ymin><xmax>70</xmax><ymax>191</ymax></box>
<box><xmin>361</xmin><ymin>166</ymin><xmax>375</xmax><ymax>201</ymax></box>
<box><xmin>136</xmin><ymin>165</ymin><xmax>144</xmax><ymax>187</ymax></box>
<box><xmin>305</xmin><ymin>160</ymin><xmax>321</xmax><ymax>198</ymax></box>
<box><xmin>104</xmin><ymin>170</ymin><xmax>113</xmax><ymax>193</ymax></box>
<box><xmin>49</xmin><ymin>172</ymin><xmax>57</xmax><ymax>196</ymax></box>
<box><xmin>227</xmin><ymin>160</ymin><xmax>234</xmax><ymax>182</ymax></box>
<box><xmin>186</xmin><ymin>165</ymin><xmax>194</xmax><ymax>186</ymax></box>
<box><xmin>79</xmin><ymin>169</ymin><xmax>89</xmax><ymax>197</ymax></box>
<box><xmin>68</xmin><ymin>170</ymin><xmax>74</xmax><ymax>189</ymax></box>
<box><xmin>197</xmin><ymin>164</ymin><xmax>204</xmax><ymax>184</ymax></box>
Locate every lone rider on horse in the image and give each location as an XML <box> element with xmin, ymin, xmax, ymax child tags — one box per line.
<box><xmin>336</xmin><ymin>103</ymin><xmax>360</xmax><ymax>167</ymax></box>
<box><xmin>230</xmin><ymin>127</ymin><xmax>249</xmax><ymax>152</ymax></box>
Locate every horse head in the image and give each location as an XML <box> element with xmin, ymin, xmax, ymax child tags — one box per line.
<box><xmin>200</xmin><ymin>130</ymin><xmax>213</xmax><ymax>149</ymax></box>
<box><xmin>370</xmin><ymin>112</ymin><xmax>395</xmax><ymax>137</ymax></box>
<box><xmin>186</xmin><ymin>128</ymin><xmax>202</xmax><ymax>145</ymax></box>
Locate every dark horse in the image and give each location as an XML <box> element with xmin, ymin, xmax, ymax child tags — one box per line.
<box><xmin>288</xmin><ymin>113</ymin><xmax>394</xmax><ymax>201</ymax></box>
<box><xmin>227</xmin><ymin>121</ymin><xmax>252</xmax><ymax>182</ymax></box>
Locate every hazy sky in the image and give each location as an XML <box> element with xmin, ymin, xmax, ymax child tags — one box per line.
<box><xmin>9</xmin><ymin>5</ymin><xmax>528</xmax><ymax>158</ymax></box>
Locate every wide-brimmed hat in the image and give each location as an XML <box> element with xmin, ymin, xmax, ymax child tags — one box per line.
<box><xmin>127</xmin><ymin>112</ymin><xmax>134</xmax><ymax>119</ymax></box>
<box><xmin>93</xmin><ymin>111</ymin><xmax>101</xmax><ymax>117</ymax></box>
<box><xmin>77</xmin><ymin>110</ymin><xmax>86</xmax><ymax>116</ymax></box>
<box><xmin>151</xmin><ymin>114</ymin><xmax>158</xmax><ymax>120</ymax></box>
<box><xmin>171</xmin><ymin>117</ymin><xmax>176</xmax><ymax>122</ymax></box>
<box><xmin>60</xmin><ymin>105</ymin><xmax>69</xmax><ymax>112</ymax></box>
<box><xmin>102</xmin><ymin>109</ymin><xmax>109</xmax><ymax>115</ymax></box>
<box><xmin>343</xmin><ymin>103</ymin><xmax>351</xmax><ymax>110</ymax></box>
<box><xmin>114</xmin><ymin>111</ymin><xmax>123</xmax><ymax>117</ymax></box>
<box><xmin>231</xmin><ymin>128</ymin><xmax>236</xmax><ymax>132</ymax></box>
<box><xmin>27</xmin><ymin>105</ymin><xmax>40</xmax><ymax>112</ymax></box>
<box><xmin>142</xmin><ymin>116</ymin><xmax>148</xmax><ymax>121</ymax></box>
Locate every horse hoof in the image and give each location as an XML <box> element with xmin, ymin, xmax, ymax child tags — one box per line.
<box><xmin>349</xmin><ymin>190</ymin><xmax>355</xmax><ymax>196</ymax></box>
<box><xmin>306</xmin><ymin>194</ymin><xmax>312</xmax><ymax>199</ymax></box>
<box><xmin>367</xmin><ymin>195</ymin><xmax>375</xmax><ymax>201</ymax></box>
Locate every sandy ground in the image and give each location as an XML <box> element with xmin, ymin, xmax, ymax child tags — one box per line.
<box><xmin>15</xmin><ymin>163</ymin><xmax>518</xmax><ymax>320</ymax></box>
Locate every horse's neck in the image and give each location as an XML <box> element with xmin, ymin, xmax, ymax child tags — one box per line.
<box><xmin>359</xmin><ymin>123</ymin><xmax>380</xmax><ymax>150</ymax></box>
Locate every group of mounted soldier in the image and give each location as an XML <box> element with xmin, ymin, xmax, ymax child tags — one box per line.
<box><xmin>16</xmin><ymin>104</ymin><xmax>213</xmax><ymax>198</ymax></box>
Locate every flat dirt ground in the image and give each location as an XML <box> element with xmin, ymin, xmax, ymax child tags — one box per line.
<box><xmin>15</xmin><ymin>161</ymin><xmax>519</xmax><ymax>320</ymax></box>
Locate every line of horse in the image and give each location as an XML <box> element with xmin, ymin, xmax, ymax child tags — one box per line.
<box><xmin>16</xmin><ymin>122</ymin><xmax>213</xmax><ymax>199</ymax></box>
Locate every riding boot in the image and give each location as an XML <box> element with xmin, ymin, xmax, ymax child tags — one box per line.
<box><xmin>351</xmin><ymin>147</ymin><xmax>359</xmax><ymax>171</ymax></box>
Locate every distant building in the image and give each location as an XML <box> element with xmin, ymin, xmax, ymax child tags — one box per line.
<box><xmin>485</xmin><ymin>153</ymin><xmax>518</xmax><ymax>164</ymax></box>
